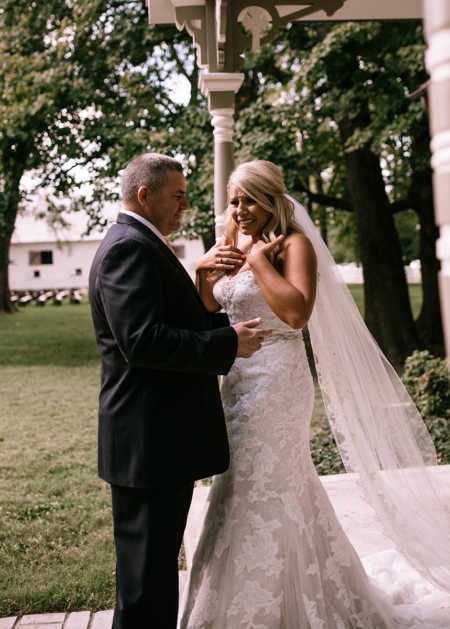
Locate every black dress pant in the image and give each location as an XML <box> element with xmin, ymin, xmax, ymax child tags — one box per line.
<box><xmin>110</xmin><ymin>481</ymin><xmax>194</xmax><ymax>629</ymax></box>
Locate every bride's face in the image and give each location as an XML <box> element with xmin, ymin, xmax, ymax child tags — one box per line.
<box><xmin>229</xmin><ymin>185</ymin><xmax>271</xmax><ymax>238</ymax></box>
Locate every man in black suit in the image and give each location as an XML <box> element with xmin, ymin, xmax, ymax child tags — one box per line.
<box><xmin>89</xmin><ymin>153</ymin><xmax>268</xmax><ymax>629</ymax></box>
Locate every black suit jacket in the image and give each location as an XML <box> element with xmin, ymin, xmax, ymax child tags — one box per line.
<box><xmin>89</xmin><ymin>213</ymin><xmax>237</xmax><ymax>488</ymax></box>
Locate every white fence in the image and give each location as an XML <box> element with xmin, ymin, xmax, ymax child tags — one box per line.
<box><xmin>336</xmin><ymin>261</ymin><xmax>421</xmax><ymax>284</ymax></box>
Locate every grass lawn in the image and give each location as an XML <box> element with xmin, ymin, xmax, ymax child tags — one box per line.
<box><xmin>347</xmin><ymin>283</ymin><xmax>422</xmax><ymax>320</ymax></box>
<box><xmin>0</xmin><ymin>285</ymin><xmax>423</xmax><ymax>616</ymax></box>
<box><xmin>0</xmin><ymin>303</ymin><xmax>115</xmax><ymax>617</ymax></box>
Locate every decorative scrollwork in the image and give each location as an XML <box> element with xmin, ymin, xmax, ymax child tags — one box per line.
<box><xmin>173</xmin><ymin>0</ymin><xmax>346</xmax><ymax>72</ymax></box>
<box><xmin>174</xmin><ymin>5</ymin><xmax>208</xmax><ymax>68</ymax></box>
<box><xmin>270</xmin><ymin>0</ymin><xmax>345</xmax><ymax>20</ymax></box>
<box><xmin>238</xmin><ymin>6</ymin><xmax>272</xmax><ymax>53</ymax></box>
<box><xmin>232</xmin><ymin>1</ymin><xmax>344</xmax><ymax>68</ymax></box>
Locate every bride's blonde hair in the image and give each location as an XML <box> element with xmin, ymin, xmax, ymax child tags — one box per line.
<box><xmin>223</xmin><ymin>160</ymin><xmax>303</xmax><ymax>249</ymax></box>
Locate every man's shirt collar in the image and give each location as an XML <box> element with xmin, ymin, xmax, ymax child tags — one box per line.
<box><xmin>120</xmin><ymin>209</ymin><xmax>166</xmax><ymax>244</ymax></box>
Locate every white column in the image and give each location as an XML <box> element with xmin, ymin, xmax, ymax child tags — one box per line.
<box><xmin>210</xmin><ymin>108</ymin><xmax>235</xmax><ymax>236</ymax></box>
<box><xmin>424</xmin><ymin>0</ymin><xmax>450</xmax><ymax>360</ymax></box>
<box><xmin>200</xmin><ymin>73</ymin><xmax>244</xmax><ymax>239</ymax></box>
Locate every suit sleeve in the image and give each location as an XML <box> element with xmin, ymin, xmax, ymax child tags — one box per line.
<box><xmin>97</xmin><ymin>238</ymin><xmax>237</xmax><ymax>374</ymax></box>
<box><xmin>210</xmin><ymin>312</ymin><xmax>231</xmax><ymax>328</ymax></box>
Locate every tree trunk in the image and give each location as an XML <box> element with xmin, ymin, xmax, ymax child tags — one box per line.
<box><xmin>408</xmin><ymin>126</ymin><xmax>444</xmax><ymax>356</ymax></box>
<box><xmin>0</xmin><ymin>159</ymin><xmax>23</xmax><ymax>314</ymax></box>
<box><xmin>412</xmin><ymin>168</ymin><xmax>444</xmax><ymax>355</ymax></box>
<box><xmin>313</xmin><ymin>175</ymin><xmax>328</xmax><ymax>244</ymax></box>
<box><xmin>0</xmin><ymin>229</ymin><xmax>16</xmax><ymax>313</ymax></box>
<box><xmin>340</xmin><ymin>127</ymin><xmax>419</xmax><ymax>366</ymax></box>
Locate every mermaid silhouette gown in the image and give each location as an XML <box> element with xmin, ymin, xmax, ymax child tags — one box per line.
<box><xmin>178</xmin><ymin>270</ymin><xmax>450</xmax><ymax>629</ymax></box>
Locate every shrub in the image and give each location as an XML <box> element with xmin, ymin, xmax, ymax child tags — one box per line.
<box><xmin>421</xmin><ymin>416</ymin><xmax>450</xmax><ymax>464</ymax></box>
<box><xmin>311</xmin><ymin>350</ymin><xmax>450</xmax><ymax>474</ymax></box>
<box><xmin>402</xmin><ymin>350</ymin><xmax>449</xmax><ymax>417</ymax></box>
<box><xmin>310</xmin><ymin>427</ymin><xmax>345</xmax><ymax>475</ymax></box>
<box><xmin>402</xmin><ymin>350</ymin><xmax>450</xmax><ymax>465</ymax></box>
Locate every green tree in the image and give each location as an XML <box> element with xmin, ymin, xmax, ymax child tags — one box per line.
<box><xmin>0</xmin><ymin>0</ymin><xmax>192</xmax><ymax>312</ymax></box>
<box><xmin>293</xmin><ymin>21</ymin><xmax>442</xmax><ymax>361</ymax></box>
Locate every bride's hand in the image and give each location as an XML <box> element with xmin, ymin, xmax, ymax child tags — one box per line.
<box><xmin>195</xmin><ymin>239</ymin><xmax>245</xmax><ymax>272</ymax></box>
<box><xmin>247</xmin><ymin>235</ymin><xmax>285</xmax><ymax>267</ymax></box>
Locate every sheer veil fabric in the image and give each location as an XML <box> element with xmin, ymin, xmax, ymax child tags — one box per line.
<box><xmin>287</xmin><ymin>195</ymin><xmax>450</xmax><ymax>590</ymax></box>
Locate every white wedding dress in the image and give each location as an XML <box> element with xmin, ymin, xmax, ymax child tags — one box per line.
<box><xmin>179</xmin><ymin>269</ymin><xmax>450</xmax><ymax>629</ymax></box>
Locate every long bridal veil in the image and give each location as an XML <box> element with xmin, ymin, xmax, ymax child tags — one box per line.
<box><xmin>287</xmin><ymin>194</ymin><xmax>450</xmax><ymax>591</ymax></box>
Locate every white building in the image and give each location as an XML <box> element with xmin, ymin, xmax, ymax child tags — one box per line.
<box><xmin>10</xmin><ymin>238</ymin><xmax>101</xmax><ymax>291</ymax></box>
<box><xmin>9</xmin><ymin>208</ymin><xmax>205</xmax><ymax>292</ymax></box>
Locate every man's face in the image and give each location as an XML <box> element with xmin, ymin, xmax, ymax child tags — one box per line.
<box><xmin>141</xmin><ymin>170</ymin><xmax>189</xmax><ymax>236</ymax></box>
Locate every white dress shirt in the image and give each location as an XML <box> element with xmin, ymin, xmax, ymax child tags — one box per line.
<box><xmin>120</xmin><ymin>209</ymin><xmax>166</xmax><ymax>244</ymax></box>
<box><xmin>120</xmin><ymin>209</ymin><xmax>179</xmax><ymax>258</ymax></box>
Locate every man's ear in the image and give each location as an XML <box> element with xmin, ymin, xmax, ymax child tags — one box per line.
<box><xmin>137</xmin><ymin>185</ymin><xmax>150</xmax><ymax>207</ymax></box>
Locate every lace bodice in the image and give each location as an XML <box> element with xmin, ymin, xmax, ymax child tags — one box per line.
<box><xmin>213</xmin><ymin>269</ymin><xmax>299</xmax><ymax>339</ymax></box>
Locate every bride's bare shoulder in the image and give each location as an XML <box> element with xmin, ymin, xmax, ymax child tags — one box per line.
<box><xmin>278</xmin><ymin>232</ymin><xmax>316</xmax><ymax>262</ymax></box>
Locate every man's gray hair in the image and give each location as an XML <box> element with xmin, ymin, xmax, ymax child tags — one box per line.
<box><xmin>121</xmin><ymin>153</ymin><xmax>183</xmax><ymax>204</ymax></box>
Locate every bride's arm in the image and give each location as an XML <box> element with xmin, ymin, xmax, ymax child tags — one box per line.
<box><xmin>247</xmin><ymin>233</ymin><xmax>317</xmax><ymax>329</ymax></box>
<box><xmin>195</xmin><ymin>241</ymin><xmax>245</xmax><ymax>312</ymax></box>
<box><xmin>195</xmin><ymin>268</ymin><xmax>221</xmax><ymax>312</ymax></box>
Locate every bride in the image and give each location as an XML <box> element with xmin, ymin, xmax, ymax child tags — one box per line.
<box><xmin>179</xmin><ymin>160</ymin><xmax>450</xmax><ymax>628</ymax></box>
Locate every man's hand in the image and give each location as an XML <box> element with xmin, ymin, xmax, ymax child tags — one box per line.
<box><xmin>233</xmin><ymin>318</ymin><xmax>272</xmax><ymax>357</ymax></box>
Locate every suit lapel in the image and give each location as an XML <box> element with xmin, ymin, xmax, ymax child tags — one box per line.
<box><xmin>116</xmin><ymin>213</ymin><xmax>207</xmax><ymax>311</ymax></box>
